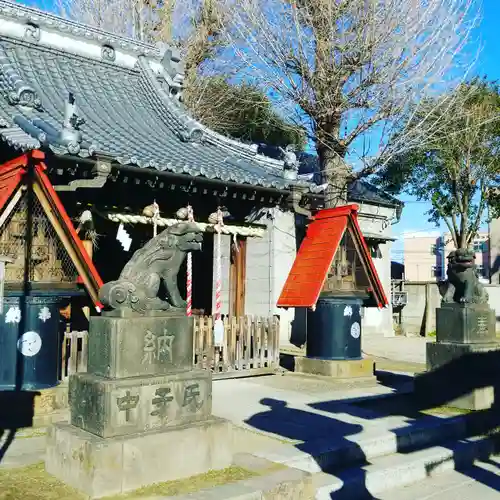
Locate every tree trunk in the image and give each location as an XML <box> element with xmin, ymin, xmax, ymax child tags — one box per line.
<box><xmin>317</xmin><ymin>130</ymin><xmax>351</xmax><ymax>209</ymax></box>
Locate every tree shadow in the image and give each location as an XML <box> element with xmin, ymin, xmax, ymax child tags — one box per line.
<box><xmin>307</xmin><ymin>351</ymin><xmax>500</xmax><ymax>496</ymax></box>
<box><xmin>245</xmin><ymin>397</ymin><xmax>378</xmax><ymax>499</ymax></box>
<box><xmin>245</xmin><ymin>349</ymin><xmax>500</xmax><ymax>498</ymax></box>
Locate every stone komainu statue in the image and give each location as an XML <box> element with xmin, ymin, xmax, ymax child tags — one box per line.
<box><xmin>439</xmin><ymin>248</ymin><xmax>488</xmax><ymax>305</ymax></box>
<box><xmin>99</xmin><ymin>222</ymin><xmax>203</xmax><ymax>314</ymax></box>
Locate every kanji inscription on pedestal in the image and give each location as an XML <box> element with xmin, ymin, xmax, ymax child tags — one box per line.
<box><xmin>142</xmin><ymin>329</ymin><xmax>175</xmax><ymax>365</ymax></box>
<box><xmin>183</xmin><ymin>383</ymin><xmax>204</xmax><ymax>412</ymax></box>
<box><xmin>150</xmin><ymin>387</ymin><xmax>174</xmax><ymax>421</ymax></box>
<box><xmin>116</xmin><ymin>390</ymin><xmax>139</xmax><ymax>422</ymax></box>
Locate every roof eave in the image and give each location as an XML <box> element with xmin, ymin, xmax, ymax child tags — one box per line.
<box><xmin>50</xmin><ymin>153</ymin><xmax>322</xmax><ymax>200</ymax></box>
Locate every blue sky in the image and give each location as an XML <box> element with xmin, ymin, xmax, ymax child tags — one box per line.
<box><xmin>16</xmin><ymin>0</ymin><xmax>500</xmax><ymax>259</ymax></box>
<box><xmin>391</xmin><ymin>0</ymin><xmax>500</xmax><ymax>261</ymax></box>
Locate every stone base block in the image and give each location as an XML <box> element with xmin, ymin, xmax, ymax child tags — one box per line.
<box><xmin>45</xmin><ymin>417</ymin><xmax>233</xmax><ymax>499</ymax></box>
<box><xmin>35</xmin><ymin>384</ymin><xmax>69</xmax><ymax>416</ymax></box>
<box><xmin>415</xmin><ymin>341</ymin><xmax>500</xmax><ymax>411</ymax></box>
<box><xmin>426</xmin><ymin>341</ymin><xmax>500</xmax><ymax>371</ymax></box>
<box><xmin>446</xmin><ymin>387</ymin><xmax>495</xmax><ymax>411</ymax></box>
<box><xmin>294</xmin><ymin>357</ymin><xmax>374</xmax><ymax>379</ymax></box>
<box><xmin>88</xmin><ymin>314</ymin><xmax>194</xmax><ymax>379</ymax></box>
<box><xmin>436</xmin><ymin>304</ymin><xmax>496</xmax><ymax>344</ymax></box>
<box><xmin>70</xmin><ymin>369</ymin><xmax>211</xmax><ymax>438</ymax></box>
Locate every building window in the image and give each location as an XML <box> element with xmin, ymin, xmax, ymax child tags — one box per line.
<box><xmin>431</xmin><ymin>265</ymin><xmax>441</xmax><ymax>278</ymax></box>
<box><xmin>476</xmin><ymin>265</ymin><xmax>487</xmax><ymax>278</ymax></box>
<box><xmin>473</xmin><ymin>241</ymin><xmax>485</xmax><ymax>253</ymax></box>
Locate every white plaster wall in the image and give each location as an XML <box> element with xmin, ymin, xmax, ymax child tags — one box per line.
<box><xmin>362</xmin><ymin>241</ymin><xmax>394</xmax><ymax>338</ymax></box>
<box><xmin>356</xmin><ymin>203</ymin><xmax>397</xmax><ymax>338</ymax></box>
<box><xmin>270</xmin><ymin>210</ymin><xmax>297</xmax><ymax>346</ymax></box>
<box><xmin>244</xmin><ymin>209</ymin><xmax>297</xmax><ymax>347</ymax></box>
<box><xmin>245</xmin><ymin>224</ymin><xmax>272</xmax><ymax>316</ymax></box>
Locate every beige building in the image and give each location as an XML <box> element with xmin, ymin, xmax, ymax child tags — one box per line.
<box><xmin>403</xmin><ymin>231</ymin><xmax>489</xmax><ymax>282</ymax></box>
<box><xmin>489</xmin><ymin>218</ymin><xmax>500</xmax><ymax>284</ymax></box>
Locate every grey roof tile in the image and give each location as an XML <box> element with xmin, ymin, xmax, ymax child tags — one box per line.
<box><xmin>256</xmin><ymin>147</ymin><xmax>401</xmax><ymax>206</ymax></box>
<box><xmin>0</xmin><ymin>2</ymin><xmax>308</xmax><ymax>191</ymax></box>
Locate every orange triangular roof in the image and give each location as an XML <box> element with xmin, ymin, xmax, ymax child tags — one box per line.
<box><xmin>277</xmin><ymin>204</ymin><xmax>388</xmax><ymax>309</ymax></box>
<box><xmin>0</xmin><ymin>151</ymin><xmax>103</xmax><ymax>307</ymax></box>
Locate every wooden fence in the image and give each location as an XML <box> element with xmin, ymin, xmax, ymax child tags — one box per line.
<box><xmin>61</xmin><ymin>315</ymin><xmax>280</xmax><ymax>381</ymax></box>
<box><xmin>61</xmin><ymin>330</ymin><xmax>88</xmax><ymax>382</ymax></box>
<box><xmin>193</xmin><ymin>316</ymin><xmax>280</xmax><ymax>378</ymax></box>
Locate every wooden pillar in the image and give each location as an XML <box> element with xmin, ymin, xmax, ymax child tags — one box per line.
<box><xmin>229</xmin><ymin>237</ymin><xmax>247</xmax><ymax>318</ymax></box>
<box><xmin>81</xmin><ymin>239</ymin><xmax>93</xmax><ymax>320</ymax></box>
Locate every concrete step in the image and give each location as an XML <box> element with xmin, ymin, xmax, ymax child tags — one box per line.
<box><xmin>314</xmin><ymin>434</ymin><xmax>498</xmax><ymax>499</ymax></box>
<box><xmin>254</xmin><ymin>413</ymin><xmax>488</xmax><ymax>474</ymax></box>
<box><xmin>378</xmin><ymin>456</ymin><xmax>500</xmax><ymax>500</ymax></box>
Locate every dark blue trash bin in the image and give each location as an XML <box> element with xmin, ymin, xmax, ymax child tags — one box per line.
<box><xmin>306</xmin><ymin>296</ymin><xmax>363</xmax><ymax>360</ymax></box>
<box><xmin>0</xmin><ymin>292</ymin><xmax>62</xmax><ymax>390</ymax></box>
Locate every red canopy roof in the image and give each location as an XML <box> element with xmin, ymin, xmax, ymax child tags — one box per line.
<box><xmin>0</xmin><ymin>151</ymin><xmax>103</xmax><ymax>307</ymax></box>
<box><xmin>277</xmin><ymin>204</ymin><xmax>388</xmax><ymax>309</ymax></box>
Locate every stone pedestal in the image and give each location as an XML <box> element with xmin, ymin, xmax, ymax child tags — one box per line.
<box><xmin>416</xmin><ymin>303</ymin><xmax>500</xmax><ymax>411</ymax></box>
<box><xmin>294</xmin><ymin>356</ymin><xmax>375</xmax><ymax>382</ymax></box>
<box><xmin>45</xmin><ymin>314</ymin><xmax>232</xmax><ymax>498</ymax></box>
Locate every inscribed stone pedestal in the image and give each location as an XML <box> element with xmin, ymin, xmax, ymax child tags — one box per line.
<box><xmin>70</xmin><ymin>369</ymin><xmax>211</xmax><ymax>438</ymax></box>
<box><xmin>417</xmin><ymin>303</ymin><xmax>500</xmax><ymax>411</ymax></box>
<box><xmin>46</xmin><ymin>313</ymin><xmax>232</xmax><ymax>498</ymax></box>
<box><xmin>88</xmin><ymin>315</ymin><xmax>193</xmax><ymax>378</ymax></box>
<box><xmin>435</xmin><ymin>303</ymin><xmax>496</xmax><ymax>344</ymax></box>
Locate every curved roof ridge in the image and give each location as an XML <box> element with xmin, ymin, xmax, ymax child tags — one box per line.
<box><xmin>0</xmin><ymin>0</ymin><xmax>161</xmax><ymax>56</ymax></box>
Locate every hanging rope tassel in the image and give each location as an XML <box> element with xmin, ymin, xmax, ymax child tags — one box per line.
<box><xmin>186</xmin><ymin>205</ymin><xmax>194</xmax><ymax>317</ymax></box>
<box><xmin>213</xmin><ymin>208</ymin><xmax>225</xmax><ymax>346</ymax></box>
<box><xmin>152</xmin><ymin>201</ymin><xmax>160</xmax><ymax>238</ymax></box>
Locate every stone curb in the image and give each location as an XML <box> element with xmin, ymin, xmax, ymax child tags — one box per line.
<box><xmin>158</xmin><ymin>466</ymin><xmax>313</xmax><ymax>500</ymax></box>
<box><xmin>314</xmin><ymin>433</ymin><xmax>499</xmax><ymax>499</ymax></box>
<box><xmin>252</xmin><ymin>412</ymin><xmax>490</xmax><ymax>474</ymax></box>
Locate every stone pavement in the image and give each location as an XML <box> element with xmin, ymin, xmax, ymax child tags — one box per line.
<box><xmin>362</xmin><ymin>335</ymin><xmax>430</xmax><ymax>365</ymax></box>
<box><xmin>212</xmin><ymin>373</ymin><xmax>416</xmax><ymax>447</ymax></box>
<box><xmin>2</xmin><ymin>372</ymin><xmax>499</xmax><ymax>499</ymax></box>
<box><xmin>380</xmin><ymin>456</ymin><xmax>500</xmax><ymax>499</ymax></box>
<box><xmin>0</xmin><ymin>433</ymin><xmax>45</xmax><ymax>469</ymax></box>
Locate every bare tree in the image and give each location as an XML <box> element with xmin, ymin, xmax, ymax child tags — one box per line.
<box><xmin>220</xmin><ymin>0</ymin><xmax>480</xmax><ymax>206</ymax></box>
<box><xmin>378</xmin><ymin>79</ymin><xmax>500</xmax><ymax>250</ymax></box>
<box><xmin>50</xmin><ymin>0</ymin><xmax>187</xmax><ymax>43</ymax></box>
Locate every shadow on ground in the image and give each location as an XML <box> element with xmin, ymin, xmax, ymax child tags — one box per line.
<box><xmin>0</xmin><ymin>391</ymin><xmax>37</xmax><ymax>464</ymax></box>
<box><xmin>246</xmin><ymin>350</ymin><xmax>500</xmax><ymax>499</ymax></box>
<box><xmin>0</xmin><ymin>168</ymin><xmax>38</xmax><ymax>464</ymax></box>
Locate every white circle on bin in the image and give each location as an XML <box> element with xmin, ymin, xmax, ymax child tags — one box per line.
<box><xmin>350</xmin><ymin>322</ymin><xmax>361</xmax><ymax>339</ymax></box>
<box><xmin>17</xmin><ymin>331</ymin><xmax>42</xmax><ymax>357</ymax></box>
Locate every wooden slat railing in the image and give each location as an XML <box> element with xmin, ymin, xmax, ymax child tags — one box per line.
<box><xmin>61</xmin><ymin>315</ymin><xmax>280</xmax><ymax>382</ymax></box>
<box><xmin>193</xmin><ymin>315</ymin><xmax>280</xmax><ymax>378</ymax></box>
<box><xmin>61</xmin><ymin>330</ymin><xmax>88</xmax><ymax>382</ymax></box>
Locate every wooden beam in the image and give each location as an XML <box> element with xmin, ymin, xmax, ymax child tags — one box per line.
<box><xmin>32</xmin><ymin>182</ymin><xmax>100</xmax><ymax>306</ymax></box>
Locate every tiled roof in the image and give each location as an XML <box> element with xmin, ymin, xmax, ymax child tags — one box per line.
<box><xmin>0</xmin><ymin>0</ymin><xmax>309</xmax><ymax>191</ymax></box>
<box><xmin>295</xmin><ymin>152</ymin><xmax>402</xmax><ymax>207</ymax></box>
<box><xmin>257</xmin><ymin>147</ymin><xmax>402</xmax><ymax>207</ymax></box>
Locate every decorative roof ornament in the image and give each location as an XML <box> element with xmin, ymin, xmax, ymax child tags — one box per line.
<box><xmin>24</xmin><ymin>22</ymin><xmax>41</xmax><ymax>43</ymax></box>
<box><xmin>279</xmin><ymin>144</ymin><xmax>299</xmax><ymax>180</ymax></box>
<box><xmin>1</xmin><ymin>45</ymin><xmax>42</xmax><ymax>110</ymax></box>
<box><xmin>159</xmin><ymin>46</ymin><xmax>185</xmax><ymax>101</ymax></box>
<box><xmin>61</xmin><ymin>92</ymin><xmax>85</xmax><ymax>154</ymax></box>
<box><xmin>101</xmin><ymin>44</ymin><xmax>116</xmax><ymax>62</ymax></box>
